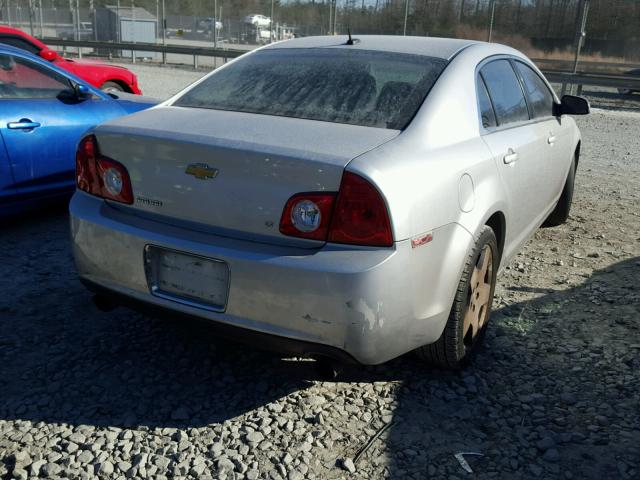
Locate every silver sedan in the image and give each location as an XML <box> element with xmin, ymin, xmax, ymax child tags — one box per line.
<box><xmin>70</xmin><ymin>36</ymin><xmax>589</xmax><ymax>367</ymax></box>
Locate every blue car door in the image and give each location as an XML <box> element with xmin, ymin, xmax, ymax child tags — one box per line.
<box><xmin>0</xmin><ymin>52</ymin><xmax>124</xmax><ymax>199</ymax></box>
<box><xmin>0</xmin><ymin>129</ymin><xmax>16</xmax><ymax>204</ymax></box>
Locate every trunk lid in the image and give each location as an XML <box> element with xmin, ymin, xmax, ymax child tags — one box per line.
<box><xmin>94</xmin><ymin>106</ymin><xmax>398</xmax><ymax>245</ymax></box>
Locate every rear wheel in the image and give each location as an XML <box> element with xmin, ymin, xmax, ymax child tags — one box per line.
<box><xmin>100</xmin><ymin>81</ymin><xmax>125</xmax><ymax>92</ymax></box>
<box><xmin>416</xmin><ymin>226</ymin><xmax>498</xmax><ymax>368</ymax></box>
<box><xmin>542</xmin><ymin>157</ymin><xmax>576</xmax><ymax>228</ymax></box>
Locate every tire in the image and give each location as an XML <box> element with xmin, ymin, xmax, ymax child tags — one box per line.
<box><xmin>100</xmin><ymin>81</ymin><xmax>125</xmax><ymax>92</ymax></box>
<box><xmin>416</xmin><ymin>226</ymin><xmax>499</xmax><ymax>369</ymax></box>
<box><xmin>542</xmin><ymin>157</ymin><xmax>576</xmax><ymax>228</ymax></box>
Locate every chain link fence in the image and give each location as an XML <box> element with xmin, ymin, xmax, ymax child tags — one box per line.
<box><xmin>1</xmin><ymin>1</ymin><xmax>639</xmax><ymax>68</ymax></box>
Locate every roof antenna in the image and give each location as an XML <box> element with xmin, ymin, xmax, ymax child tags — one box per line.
<box><xmin>346</xmin><ymin>26</ymin><xmax>355</xmax><ymax>45</ymax></box>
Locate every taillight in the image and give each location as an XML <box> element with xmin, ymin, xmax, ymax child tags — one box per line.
<box><xmin>279</xmin><ymin>172</ymin><xmax>393</xmax><ymax>247</ymax></box>
<box><xmin>279</xmin><ymin>192</ymin><xmax>336</xmax><ymax>241</ymax></box>
<box><xmin>328</xmin><ymin>172</ymin><xmax>393</xmax><ymax>247</ymax></box>
<box><xmin>76</xmin><ymin>135</ymin><xmax>133</xmax><ymax>204</ymax></box>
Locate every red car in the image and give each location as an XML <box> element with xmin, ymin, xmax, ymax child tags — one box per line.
<box><xmin>0</xmin><ymin>26</ymin><xmax>141</xmax><ymax>94</ymax></box>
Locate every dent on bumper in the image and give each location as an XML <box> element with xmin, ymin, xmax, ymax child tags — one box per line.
<box><xmin>70</xmin><ymin>193</ymin><xmax>473</xmax><ymax>364</ymax></box>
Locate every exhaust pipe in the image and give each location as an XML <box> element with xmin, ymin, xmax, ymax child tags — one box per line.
<box><xmin>92</xmin><ymin>294</ymin><xmax>118</xmax><ymax>312</ymax></box>
<box><xmin>314</xmin><ymin>356</ymin><xmax>343</xmax><ymax>380</ymax></box>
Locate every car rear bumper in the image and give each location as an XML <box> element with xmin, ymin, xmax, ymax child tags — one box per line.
<box><xmin>81</xmin><ymin>277</ymin><xmax>360</xmax><ymax>364</ymax></box>
<box><xmin>70</xmin><ymin>192</ymin><xmax>473</xmax><ymax>364</ymax></box>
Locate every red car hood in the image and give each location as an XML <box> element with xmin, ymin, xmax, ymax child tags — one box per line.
<box><xmin>53</xmin><ymin>56</ymin><xmax>141</xmax><ymax>94</ymax></box>
<box><xmin>62</xmin><ymin>57</ymin><xmax>128</xmax><ymax>70</ymax></box>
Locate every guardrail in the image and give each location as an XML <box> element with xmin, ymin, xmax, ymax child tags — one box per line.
<box><xmin>533</xmin><ymin>58</ymin><xmax>640</xmax><ymax>72</ymax></box>
<box><xmin>40</xmin><ymin>38</ymin><xmax>640</xmax><ymax>93</ymax></box>
<box><xmin>41</xmin><ymin>38</ymin><xmax>246</xmax><ymax>68</ymax></box>
<box><xmin>543</xmin><ymin>71</ymin><xmax>640</xmax><ymax>95</ymax></box>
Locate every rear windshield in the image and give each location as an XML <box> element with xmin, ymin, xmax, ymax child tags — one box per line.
<box><xmin>173</xmin><ymin>48</ymin><xmax>447</xmax><ymax>129</ymax></box>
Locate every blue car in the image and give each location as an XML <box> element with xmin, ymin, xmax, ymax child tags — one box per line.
<box><xmin>0</xmin><ymin>45</ymin><xmax>157</xmax><ymax>216</ymax></box>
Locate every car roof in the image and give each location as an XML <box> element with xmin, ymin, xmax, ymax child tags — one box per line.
<box><xmin>263</xmin><ymin>35</ymin><xmax>481</xmax><ymax>60</ymax></box>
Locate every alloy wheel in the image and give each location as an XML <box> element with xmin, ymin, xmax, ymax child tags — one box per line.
<box><xmin>463</xmin><ymin>244</ymin><xmax>494</xmax><ymax>347</ymax></box>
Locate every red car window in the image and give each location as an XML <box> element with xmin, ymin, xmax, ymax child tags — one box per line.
<box><xmin>0</xmin><ymin>34</ymin><xmax>41</xmax><ymax>55</ymax></box>
<box><xmin>0</xmin><ymin>54</ymin><xmax>70</xmax><ymax>98</ymax></box>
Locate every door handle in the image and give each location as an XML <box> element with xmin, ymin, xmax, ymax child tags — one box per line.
<box><xmin>547</xmin><ymin>135</ymin><xmax>557</xmax><ymax>145</ymax></box>
<box><xmin>7</xmin><ymin>119</ymin><xmax>41</xmax><ymax>130</ymax></box>
<box><xmin>503</xmin><ymin>149</ymin><xmax>519</xmax><ymax>164</ymax></box>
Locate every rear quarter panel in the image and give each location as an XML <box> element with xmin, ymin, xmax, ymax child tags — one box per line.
<box><xmin>349</xmin><ymin>43</ymin><xmax>513</xmax><ymax>248</ymax></box>
<box><xmin>348</xmin><ymin>135</ymin><xmax>506</xmax><ymax>245</ymax></box>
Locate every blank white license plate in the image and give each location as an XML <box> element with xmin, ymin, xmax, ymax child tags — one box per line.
<box><xmin>144</xmin><ymin>246</ymin><xmax>229</xmax><ymax>311</ymax></box>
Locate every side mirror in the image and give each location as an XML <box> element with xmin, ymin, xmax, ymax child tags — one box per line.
<box><xmin>75</xmin><ymin>83</ymin><xmax>91</xmax><ymax>100</ymax></box>
<box><xmin>57</xmin><ymin>82</ymin><xmax>92</xmax><ymax>104</ymax></box>
<box><xmin>556</xmin><ymin>95</ymin><xmax>590</xmax><ymax>116</ymax></box>
<box><xmin>40</xmin><ymin>49</ymin><xmax>58</xmax><ymax>62</ymax></box>
<box><xmin>0</xmin><ymin>55</ymin><xmax>15</xmax><ymax>71</ymax></box>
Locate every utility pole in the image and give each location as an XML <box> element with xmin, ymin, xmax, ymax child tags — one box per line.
<box><xmin>333</xmin><ymin>0</ymin><xmax>337</xmax><ymax>35</ymax></box>
<box><xmin>39</xmin><ymin>0</ymin><xmax>44</xmax><ymax>37</ymax></box>
<box><xmin>214</xmin><ymin>0</ymin><xmax>218</xmax><ymax>48</ymax></box>
<box><xmin>270</xmin><ymin>0</ymin><xmax>274</xmax><ymax>42</ymax></box>
<box><xmin>213</xmin><ymin>0</ymin><xmax>217</xmax><ymax>68</ymax></box>
<box><xmin>131</xmin><ymin>0</ymin><xmax>136</xmax><ymax>63</ymax></box>
<box><xmin>487</xmin><ymin>0</ymin><xmax>495</xmax><ymax>42</ymax></box>
<box><xmin>75</xmin><ymin>0</ymin><xmax>80</xmax><ymax>40</ymax></box>
<box><xmin>572</xmin><ymin>0</ymin><xmax>589</xmax><ymax>74</ymax></box>
<box><xmin>328</xmin><ymin>0</ymin><xmax>332</xmax><ymax>34</ymax></box>
<box><xmin>90</xmin><ymin>0</ymin><xmax>96</xmax><ymax>41</ymax></box>
<box><xmin>155</xmin><ymin>0</ymin><xmax>159</xmax><ymax>42</ymax></box>
<box><xmin>75</xmin><ymin>0</ymin><xmax>81</xmax><ymax>57</ymax></box>
<box><xmin>403</xmin><ymin>0</ymin><xmax>408</xmax><ymax>36</ymax></box>
<box><xmin>28</xmin><ymin>0</ymin><xmax>35</xmax><ymax>36</ymax></box>
<box><xmin>116</xmin><ymin>0</ymin><xmax>121</xmax><ymax>42</ymax></box>
<box><xmin>161</xmin><ymin>0</ymin><xmax>166</xmax><ymax>64</ymax></box>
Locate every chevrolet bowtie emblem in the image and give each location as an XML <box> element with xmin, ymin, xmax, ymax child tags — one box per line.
<box><xmin>185</xmin><ymin>163</ymin><xmax>219</xmax><ymax>180</ymax></box>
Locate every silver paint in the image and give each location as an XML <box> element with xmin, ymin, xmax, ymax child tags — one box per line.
<box><xmin>70</xmin><ymin>36</ymin><xmax>582</xmax><ymax>364</ymax></box>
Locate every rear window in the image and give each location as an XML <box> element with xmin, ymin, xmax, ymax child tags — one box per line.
<box><xmin>173</xmin><ymin>48</ymin><xmax>447</xmax><ymax>129</ymax></box>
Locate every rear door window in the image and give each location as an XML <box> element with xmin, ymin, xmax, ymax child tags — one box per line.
<box><xmin>477</xmin><ymin>77</ymin><xmax>497</xmax><ymax>129</ymax></box>
<box><xmin>480</xmin><ymin>60</ymin><xmax>529</xmax><ymax>126</ymax></box>
<box><xmin>514</xmin><ymin>61</ymin><xmax>555</xmax><ymax>119</ymax></box>
<box><xmin>0</xmin><ymin>35</ymin><xmax>41</xmax><ymax>55</ymax></box>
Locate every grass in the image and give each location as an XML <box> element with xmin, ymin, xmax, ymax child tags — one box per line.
<box><xmin>454</xmin><ymin>25</ymin><xmax>640</xmax><ymax>70</ymax></box>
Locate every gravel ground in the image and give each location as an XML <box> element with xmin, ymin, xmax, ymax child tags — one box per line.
<box><xmin>113</xmin><ymin>63</ymin><xmax>206</xmax><ymax>100</ymax></box>
<box><xmin>1</xmin><ymin>85</ymin><xmax>639</xmax><ymax>479</ymax></box>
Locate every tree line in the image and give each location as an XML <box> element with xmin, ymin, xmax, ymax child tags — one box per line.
<box><xmin>141</xmin><ymin>0</ymin><xmax>639</xmax><ymax>42</ymax></box>
<box><xmin>16</xmin><ymin>0</ymin><xmax>640</xmax><ymax>44</ymax></box>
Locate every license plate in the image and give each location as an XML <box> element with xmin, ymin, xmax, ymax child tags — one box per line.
<box><xmin>144</xmin><ymin>246</ymin><xmax>229</xmax><ymax>311</ymax></box>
